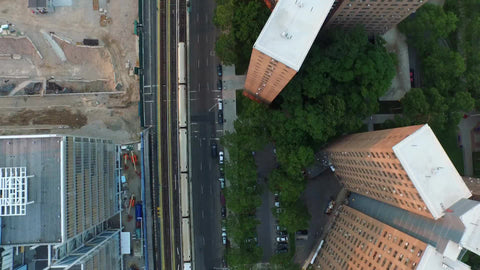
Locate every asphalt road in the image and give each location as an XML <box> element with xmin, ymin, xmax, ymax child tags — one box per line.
<box><xmin>188</xmin><ymin>0</ymin><xmax>225</xmax><ymax>268</ymax></box>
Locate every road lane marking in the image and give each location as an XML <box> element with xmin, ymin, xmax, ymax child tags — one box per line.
<box><xmin>207</xmin><ymin>82</ymin><xmax>210</xmax><ymax>90</ymax></box>
<box><xmin>198</xmin><ymin>83</ymin><xmax>201</xmax><ymax>92</ymax></box>
<box><xmin>201</xmin><ymin>184</ymin><xmax>204</xmax><ymax>194</ymax></box>
<box><xmin>202</xmin><ymin>210</ymin><xmax>205</xmax><ymax>219</ymax></box>
<box><xmin>206</xmin><ymin>57</ymin><xmax>209</xmax><ymax>66</ymax></box>
<box><xmin>197</xmin><ymin>59</ymin><xmax>200</xmax><ymax>68</ymax></box>
<box><xmin>197</xmin><ymin>34</ymin><xmax>199</xmax><ymax>43</ymax></box>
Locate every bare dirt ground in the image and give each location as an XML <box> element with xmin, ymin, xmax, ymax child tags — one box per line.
<box><xmin>0</xmin><ymin>0</ymin><xmax>141</xmax><ymax>142</ymax></box>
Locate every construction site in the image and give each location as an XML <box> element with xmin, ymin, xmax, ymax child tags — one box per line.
<box><xmin>0</xmin><ymin>0</ymin><xmax>141</xmax><ymax>143</ymax></box>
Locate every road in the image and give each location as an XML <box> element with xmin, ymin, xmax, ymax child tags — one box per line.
<box><xmin>188</xmin><ymin>0</ymin><xmax>225</xmax><ymax>268</ymax></box>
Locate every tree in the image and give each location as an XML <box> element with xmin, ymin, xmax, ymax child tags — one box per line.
<box><xmin>398</xmin><ymin>4</ymin><xmax>458</xmax><ymax>54</ymax></box>
<box><xmin>423</xmin><ymin>46</ymin><xmax>465</xmax><ymax>93</ymax></box>
<box><xmin>277</xmin><ymin>200</ymin><xmax>311</xmax><ymax>233</ymax></box>
<box><xmin>215</xmin><ymin>33</ymin><xmax>237</xmax><ymax>65</ymax></box>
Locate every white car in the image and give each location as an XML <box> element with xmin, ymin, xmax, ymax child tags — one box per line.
<box><xmin>219</xmin><ymin>151</ymin><xmax>224</xmax><ymax>164</ymax></box>
<box><xmin>274</xmin><ymin>201</ymin><xmax>280</xmax><ymax>208</ymax></box>
<box><xmin>276</xmin><ymin>236</ymin><xmax>288</xmax><ymax>243</ymax></box>
<box><xmin>219</xmin><ymin>177</ymin><xmax>225</xmax><ymax>189</ymax></box>
<box><xmin>222</xmin><ymin>231</ymin><xmax>227</xmax><ymax>245</ymax></box>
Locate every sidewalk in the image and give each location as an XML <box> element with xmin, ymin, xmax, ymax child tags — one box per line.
<box><xmin>221</xmin><ymin>65</ymin><xmax>245</xmax><ymax>134</ymax></box>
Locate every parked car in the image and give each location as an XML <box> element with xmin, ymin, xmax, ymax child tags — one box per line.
<box><xmin>221</xmin><ymin>206</ymin><xmax>226</xmax><ymax>218</ymax></box>
<box><xmin>277</xmin><ymin>230</ymin><xmax>288</xmax><ymax>236</ymax></box>
<box><xmin>217</xmin><ymin>79</ymin><xmax>222</xmax><ymax>90</ymax></box>
<box><xmin>325</xmin><ymin>199</ymin><xmax>335</xmax><ymax>215</ymax></box>
<box><xmin>218</xmin><ymin>110</ymin><xmax>223</xmax><ymax>124</ymax></box>
<box><xmin>218</xmin><ymin>98</ymin><xmax>223</xmax><ymax>110</ymax></box>
<box><xmin>219</xmin><ymin>177</ymin><xmax>225</xmax><ymax>189</ymax></box>
<box><xmin>217</xmin><ymin>64</ymin><xmax>222</xmax><ymax>77</ymax></box>
<box><xmin>276</xmin><ymin>236</ymin><xmax>288</xmax><ymax>243</ymax></box>
<box><xmin>410</xmin><ymin>68</ymin><xmax>414</xmax><ymax>87</ymax></box>
<box><xmin>274</xmin><ymin>201</ymin><xmax>280</xmax><ymax>208</ymax></box>
<box><xmin>211</xmin><ymin>142</ymin><xmax>218</xmax><ymax>158</ymax></box>
<box><xmin>275</xmin><ymin>247</ymin><xmax>288</xmax><ymax>254</ymax></box>
<box><xmin>276</xmin><ymin>225</ymin><xmax>287</xmax><ymax>232</ymax></box>
<box><xmin>219</xmin><ymin>151</ymin><xmax>224</xmax><ymax>164</ymax></box>
<box><xmin>222</xmin><ymin>231</ymin><xmax>227</xmax><ymax>245</ymax></box>
<box><xmin>277</xmin><ymin>243</ymin><xmax>289</xmax><ymax>249</ymax></box>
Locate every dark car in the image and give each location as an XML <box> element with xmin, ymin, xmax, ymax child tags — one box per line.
<box><xmin>217</xmin><ymin>64</ymin><xmax>223</xmax><ymax>77</ymax></box>
<box><xmin>211</xmin><ymin>142</ymin><xmax>218</xmax><ymax>158</ymax></box>
<box><xmin>275</xmin><ymin>247</ymin><xmax>288</xmax><ymax>254</ymax></box>
<box><xmin>277</xmin><ymin>230</ymin><xmax>288</xmax><ymax>236</ymax></box>
<box><xmin>221</xmin><ymin>206</ymin><xmax>226</xmax><ymax>218</ymax></box>
<box><xmin>218</xmin><ymin>110</ymin><xmax>224</xmax><ymax>124</ymax></box>
<box><xmin>217</xmin><ymin>79</ymin><xmax>222</xmax><ymax>90</ymax></box>
<box><xmin>277</xmin><ymin>243</ymin><xmax>288</xmax><ymax>249</ymax></box>
<box><xmin>410</xmin><ymin>68</ymin><xmax>414</xmax><ymax>87</ymax></box>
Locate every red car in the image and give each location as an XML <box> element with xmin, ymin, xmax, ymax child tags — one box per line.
<box><xmin>324</xmin><ymin>199</ymin><xmax>335</xmax><ymax>215</ymax></box>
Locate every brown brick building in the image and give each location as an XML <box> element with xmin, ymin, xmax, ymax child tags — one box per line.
<box><xmin>317</xmin><ymin>206</ymin><xmax>427</xmax><ymax>269</ymax></box>
<box><xmin>462</xmin><ymin>176</ymin><xmax>480</xmax><ymax>201</ymax></box>
<box><xmin>326</xmin><ymin>125</ymin><xmax>471</xmax><ymax>220</ymax></box>
<box><xmin>244</xmin><ymin>49</ymin><xmax>297</xmax><ymax>103</ymax></box>
<box><xmin>325</xmin><ymin>0</ymin><xmax>428</xmax><ymax>34</ymax></box>
<box><xmin>243</xmin><ymin>0</ymin><xmax>335</xmax><ymax>103</ymax></box>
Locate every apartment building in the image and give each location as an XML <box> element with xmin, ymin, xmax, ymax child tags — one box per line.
<box><xmin>243</xmin><ymin>0</ymin><xmax>335</xmax><ymax>103</ymax></box>
<box><xmin>326</xmin><ymin>124</ymin><xmax>471</xmax><ymax>219</ymax></box>
<box><xmin>325</xmin><ymin>0</ymin><xmax>428</xmax><ymax>34</ymax></box>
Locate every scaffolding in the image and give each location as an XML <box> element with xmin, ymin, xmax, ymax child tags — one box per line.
<box><xmin>0</xmin><ymin>167</ymin><xmax>33</xmax><ymax>216</ymax></box>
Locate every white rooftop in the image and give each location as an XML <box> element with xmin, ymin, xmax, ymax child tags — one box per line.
<box><xmin>393</xmin><ymin>125</ymin><xmax>472</xmax><ymax>220</ymax></box>
<box><xmin>0</xmin><ymin>167</ymin><xmax>32</xmax><ymax>216</ymax></box>
<box><xmin>253</xmin><ymin>0</ymin><xmax>335</xmax><ymax>71</ymax></box>
<box><xmin>417</xmin><ymin>245</ymin><xmax>471</xmax><ymax>270</ymax></box>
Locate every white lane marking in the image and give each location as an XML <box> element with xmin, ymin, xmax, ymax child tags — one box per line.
<box><xmin>202</xmin><ymin>236</ymin><xmax>206</xmax><ymax>245</ymax></box>
<box><xmin>201</xmin><ymin>184</ymin><xmax>204</xmax><ymax>194</ymax></box>
<box><xmin>197</xmin><ymin>14</ymin><xmax>199</xmax><ymax>23</ymax></box>
<box><xmin>197</xmin><ymin>59</ymin><xmax>200</xmax><ymax>68</ymax></box>
<box><xmin>212</xmin><ymin>90</ymin><xmax>221</xmax><ymax>93</ymax></box>
<box><xmin>200</xmin><ymin>162</ymin><xmax>203</xmax><ymax>171</ymax></box>
<box><xmin>202</xmin><ymin>210</ymin><xmax>205</xmax><ymax>219</ymax></box>
<box><xmin>190</xmin><ymin>98</ymin><xmax>198</xmax><ymax>101</ymax></box>
<box><xmin>206</xmin><ymin>57</ymin><xmax>209</xmax><ymax>66</ymax></box>
<box><xmin>198</xmin><ymin>83</ymin><xmax>201</xmax><ymax>92</ymax></box>
<box><xmin>216</xmin><ymin>130</ymin><xmax>223</xmax><ymax>133</ymax></box>
<box><xmin>197</xmin><ymin>34</ymin><xmax>199</xmax><ymax>43</ymax></box>
<box><xmin>207</xmin><ymin>82</ymin><xmax>210</xmax><ymax>90</ymax></box>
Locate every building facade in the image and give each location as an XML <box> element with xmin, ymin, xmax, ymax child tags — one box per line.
<box><xmin>317</xmin><ymin>206</ymin><xmax>428</xmax><ymax>269</ymax></box>
<box><xmin>243</xmin><ymin>0</ymin><xmax>335</xmax><ymax>103</ymax></box>
<box><xmin>325</xmin><ymin>0</ymin><xmax>428</xmax><ymax>34</ymax></box>
<box><xmin>315</xmin><ymin>205</ymin><xmax>473</xmax><ymax>270</ymax></box>
<box><xmin>326</xmin><ymin>125</ymin><xmax>471</xmax><ymax>219</ymax></box>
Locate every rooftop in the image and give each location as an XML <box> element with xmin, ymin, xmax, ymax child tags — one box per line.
<box><xmin>393</xmin><ymin>125</ymin><xmax>472</xmax><ymax>219</ymax></box>
<box><xmin>0</xmin><ymin>135</ymin><xmax>62</xmax><ymax>245</ymax></box>
<box><xmin>349</xmin><ymin>193</ymin><xmax>465</xmax><ymax>253</ymax></box>
<box><xmin>253</xmin><ymin>0</ymin><xmax>335</xmax><ymax>71</ymax></box>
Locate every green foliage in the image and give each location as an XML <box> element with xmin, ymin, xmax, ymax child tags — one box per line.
<box><xmin>461</xmin><ymin>251</ymin><xmax>480</xmax><ymax>269</ymax></box>
<box><xmin>215</xmin><ymin>33</ymin><xmax>237</xmax><ymax>65</ymax></box>
<box><xmin>226</xmin><ymin>246</ymin><xmax>262</xmax><ymax>269</ymax></box>
<box><xmin>276</xmin><ymin>201</ymin><xmax>311</xmax><ymax>233</ymax></box>
<box><xmin>398</xmin><ymin>4</ymin><xmax>458</xmax><ymax>54</ymax></box>
<box><xmin>214</xmin><ymin>0</ymin><xmax>270</xmax><ymax>73</ymax></box>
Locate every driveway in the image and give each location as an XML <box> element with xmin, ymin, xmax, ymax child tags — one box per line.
<box><xmin>293</xmin><ymin>171</ymin><xmax>342</xmax><ymax>265</ymax></box>
<box><xmin>254</xmin><ymin>143</ymin><xmax>278</xmax><ymax>262</ymax></box>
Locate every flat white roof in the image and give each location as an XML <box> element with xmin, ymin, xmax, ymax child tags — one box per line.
<box><xmin>417</xmin><ymin>245</ymin><xmax>471</xmax><ymax>270</ymax></box>
<box><xmin>393</xmin><ymin>125</ymin><xmax>472</xmax><ymax>220</ymax></box>
<box><xmin>254</xmin><ymin>0</ymin><xmax>335</xmax><ymax>71</ymax></box>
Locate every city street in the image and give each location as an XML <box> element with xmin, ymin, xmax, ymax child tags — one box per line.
<box><xmin>188</xmin><ymin>0</ymin><xmax>225</xmax><ymax>269</ymax></box>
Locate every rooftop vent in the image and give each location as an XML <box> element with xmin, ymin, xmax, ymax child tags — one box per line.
<box><xmin>281</xmin><ymin>31</ymin><xmax>293</xmax><ymax>40</ymax></box>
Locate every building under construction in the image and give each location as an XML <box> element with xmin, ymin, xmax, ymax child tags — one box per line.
<box><xmin>0</xmin><ymin>134</ymin><xmax>122</xmax><ymax>269</ymax></box>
